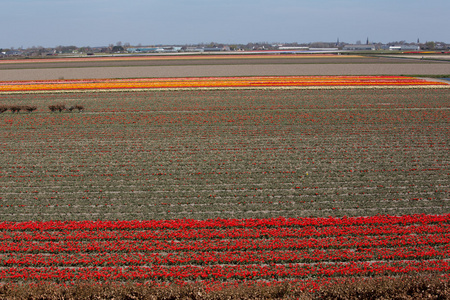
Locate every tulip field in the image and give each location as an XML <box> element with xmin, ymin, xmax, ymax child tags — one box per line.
<box><xmin>0</xmin><ymin>76</ymin><xmax>449</xmax><ymax>292</ymax></box>
<box><xmin>0</xmin><ymin>75</ymin><xmax>445</xmax><ymax>93</ymax></box>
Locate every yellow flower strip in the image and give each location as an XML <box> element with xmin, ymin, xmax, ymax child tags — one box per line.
<box><xmin>2</xmin><ymin>85</ymin><xmax>449</xmax><ymax>95</ymax></box>
<box><xmin>0</xmin><ymin>76</ymin><xmax>446</xmax><ymax>92</ymax></box>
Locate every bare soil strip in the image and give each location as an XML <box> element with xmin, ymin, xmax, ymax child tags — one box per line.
<box><xmin>1</xmin><ymin>63</ymin><xmax>450</xmax><ymax>81</ymax></box>
<box><xmin>0</xmin><ymin>56</ymin><xmax>435</xmax><ymax>70</ymax></box>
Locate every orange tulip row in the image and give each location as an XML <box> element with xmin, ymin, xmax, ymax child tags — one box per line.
<box><xmin>0</xmin><ymin>76</ymin><xmax>446</xmax><ymax>92</ymax></box>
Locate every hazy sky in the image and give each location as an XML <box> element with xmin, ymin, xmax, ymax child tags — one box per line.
<box><xmin>2</xmin><ymin>0</ymin><xmax>449</xmax><ymax>48</ymax></box>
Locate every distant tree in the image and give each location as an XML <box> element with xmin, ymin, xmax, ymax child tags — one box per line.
<box><xmin>24</xmin><ymin>105</ymin><xmax>37</xmax><ymax>113</ymax></box>
<box><xmin>425</xmin><ymin>41</ymin><xmax>436</xmax><ymax>50</ymax></box>
<box><xmin>0</xmin><ymin>106</ymin><xmax>8</xmax><ymax>113</ymax></box>
<box><xmin>49</xmin><ymin>104</ymin><xmax>66</xmax><ymax>112</ymax></box>
<box><xmin>310</xmin><ymin>42</ymin><xmax>330</xmax><ymax>48</ymax></box>
<box><xmin>111</xmin><ymin>45</ymin><xmax>124</xmax><ymax>53</ymax></box>
<box><xmin>59</xmin><ymin>45</ymin><xmax>77</xmax><ymax>54</ymax></box>
<box><xmin>9</xmin><ymin>105</ymin><xmax>22</xmax><ymax>113</ymax></box>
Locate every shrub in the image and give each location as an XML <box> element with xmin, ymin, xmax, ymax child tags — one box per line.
<box><xmin>49</xmin><ymin>104</ymin><xmax>66</xmax><ymax>112</ymax></box>
<box><xmin>74</xmin><ymin>104</ymin><xmax>84</xmax><ymax>112</ymax></box>
<box><xmin>9</xmin><ymin>105</ymin><xmax>22</xmax><ymax>113</ymax></box>
<box><xmin>23</xmin><ymin>105</ymin><xmax>37</xmax><ymax>113</ymax></box>
<box><xmin>0</xmin><ymin>106</ymin><xmax>8</xmax><ymax>113</ymax></box>
<box><xmin>56</xmin><ymin>104</ymin><xmax>66</xmax><ymax>112</ymax></box>
<box><xmin>67</xmin><ymin>104</ymin><xmax>84</xmax><ymax>112</ymax></box>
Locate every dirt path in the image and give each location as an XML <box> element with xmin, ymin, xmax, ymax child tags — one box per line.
<box><xmin>1</xmin><ymin>63</ymin><xmax>450</xmax><ymax>80</ymax></box>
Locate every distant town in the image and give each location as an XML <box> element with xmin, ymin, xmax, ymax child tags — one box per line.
<box><xmin>1</xmin><ymin>39</ymin><xmax>449</xmax><ymax>57</ymax></box>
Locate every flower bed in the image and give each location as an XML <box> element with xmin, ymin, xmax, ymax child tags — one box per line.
<box><xmin>0</xmin><ymin>76</ymin><xmax>447</xmax><ymax>93</ymax></box>
<box><xmin>0</xmin><ymin>214</ymin><xmax>449</xmax><ymax>290</ymax></box>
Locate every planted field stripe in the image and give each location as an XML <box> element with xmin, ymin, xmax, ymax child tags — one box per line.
<box><xmin>0</xmin><ymin>88</ymin><xmax>449</xmax><ymax>221</ymax></box>
<box><xmin>0</xmin><ymin>76</ymin><xmax>446</xmax><ymax>92</ymax></box>
<box><xmin>0</xmin><ymin>215</ymin><xmax>449</xmax><ymax>285</ymax></box>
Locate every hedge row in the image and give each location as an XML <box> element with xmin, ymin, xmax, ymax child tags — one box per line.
<box><xmin>48</xmin><ymin>104</ymin><xmax>84</xmax><ymax>112</ymax></box>
<box><xmin>0</xmin><ymin>104</ymin><xmax>84</xmax><ymax>113</ymax></box>
<box><xmin>0</xmin><ymin>105</ymin><xmax>37</xmax><ymax>113</ymax></box>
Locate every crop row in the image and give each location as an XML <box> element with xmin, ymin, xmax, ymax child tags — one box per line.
<box><xmin>0</xmin><ymin>215</ymin><xmax>448</xmax><ymax>283</ymax></box>
<box><xmin>1</xmin><ymin>88</ymin><xmax>449</xmax><ymax>221</ymax></box>
<box><xmin>1</xmin><ymin>224</ymin><xmax>448</xmax><ymax>240</ymax></box>
<box><xmin>1</xmin><ymin>246</ymin><xmax>448</xmax><ymax>266</ymax></box>
<box><xmin>2</xmin><ymin>232</ymin><xmax>449</xmax><ymax>252</ymax></box>
<box><xmin>1</xmin><ymin>260</ymin><xmax>449</xmax><ymax>282</ymax></box>
<box><xmin>0</xmin><ymin>76</ymin><xmax>447</xmax><ymax>93</ymax></box>
<box><xmin>1</xmin><ymin>214</ymin><xmax>448</xmax><ymax>230</ymax></box>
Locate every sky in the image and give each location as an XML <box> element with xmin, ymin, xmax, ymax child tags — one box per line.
<box><xmin>2</xmin><ymin>0</ymin><xmax>449</xmax><ymax>48</ymax></box>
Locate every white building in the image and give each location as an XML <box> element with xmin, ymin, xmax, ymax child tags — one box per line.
<box><xmin>389</xmin><ymin>45</ymin><xmax>420</xmax><ymax>51</ymax></box>
<box><xmin>343</xmin><ymin>44</ymin><xmax>376</xmax><ymax>51</ymax></box>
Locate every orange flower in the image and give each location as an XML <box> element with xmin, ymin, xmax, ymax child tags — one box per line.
<box><xmin>0</xmin><ymin>76</ymin><xmax>446</xmax><ymax>92</ymax></box>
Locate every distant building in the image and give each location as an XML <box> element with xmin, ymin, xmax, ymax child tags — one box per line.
<box><xmin>309</xmin><ymin>48</ymin><xmax>339</xmax><ymax>51</ymax></box>
<box><xmin>278</xmin><ymin>46</ymin><xmax>309</xmax><ymax>50</ymax></box>
<box><xmin>184</xmin><ymin>47</ymin><xmax>204</xmax><ymax>52</ymax></box>
<box><xmin>127</xmin><ymin>47</ymin><xmax>158</xmax><ymax>53</ymax></box>
<box><xmin>202</xmin><ymin>47</ymin><xmax>224</xmax><ymax>52</ymax></box>
<box><xmin>343</xmin><ymin>44</ymin><xmax>376</xmax><ymax>51</ymax></box>
<box><xmin>5</xmin><ymin>50</ymin><xmax>23</xmax><ymax>56</ymax></box>
<box><xmin>127</xmin><ymin>47</ymin><xmax>182</xmax><ymax>53</ymax></box>
<box><xmin>182</xmin><ymin>47</ymin><xmax>227</xmax><ymax>52</ymax></box>
<box><xmin>389</xmin><ymin>45</ymin><xmax>420</xmax><ymax>51</ymax></box>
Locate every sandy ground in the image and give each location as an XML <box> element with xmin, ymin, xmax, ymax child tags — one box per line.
<box><xmin>0</xmin><ymin>63</ymin><xmax>449</xmax><ymax>81</ymax></box>
<box><xmin>0</xmin><ymin>56</ymin><xmax>433</xmax><ymax>69</ymax></box>
<box><xmin>382</xmin><ymin>55</ymin><xmax>450</xmax><ymax>61</ymax></box>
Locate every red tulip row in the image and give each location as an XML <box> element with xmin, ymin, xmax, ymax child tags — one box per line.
<box><xmin>1</xmin><ymin>234</ymin><xmax>448</xmax><ymax>253</ymax></box>
<box><xmin>1</xmin><ymin>260</ymin><xmax>449</xmax><ymax>282</ymax></box>
<box><xmin>1</xmin><ymin>214</ymin><xmax>448</xmax><ymax>231</ymax></box>
<box><xmin>0</xmin><ymin>214</ymin><xmax>449</xmax><ymax>284</ymax></box>
<box><xmin>1</xmin><ymin>246</ymin><xmax>448</xmax><ymax>267</ymax></box>
<box><xmin>0</xmin><ymin>223</ymin><xmax>448</xmax><ymax>241</ymax></box>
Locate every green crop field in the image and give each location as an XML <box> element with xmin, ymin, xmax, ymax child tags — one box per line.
<box><xmin>1</xmin><ymin>88</ymin><xmax>449</xmax><ymax>221</ymax></box>
<box><xmin>1</xmin><ymin>86</ymin><xmax>450</xmax><ymax>298</ymax></box>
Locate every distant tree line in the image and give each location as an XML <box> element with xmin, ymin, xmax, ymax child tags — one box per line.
<box><xmin>0</xmin><ymin>104</ymin><xmax>84</xmax><ymax>114</ymax></box>
<box><xmin>0</xmin><ymin>105</ymin><xmax>37</xmax><ymax>113</ymax></box>
<box><xmin>48</xmin><ymin>103</ymin><xmax>84</xmax><ymax>112</ymax></box>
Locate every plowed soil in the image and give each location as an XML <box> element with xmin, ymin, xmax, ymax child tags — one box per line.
<box><xmin>0</xmin><ymin>54</ymin><xmax>449</xmax><ymax>80</ymax></box>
